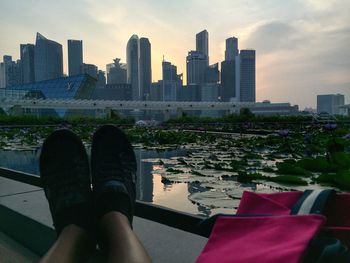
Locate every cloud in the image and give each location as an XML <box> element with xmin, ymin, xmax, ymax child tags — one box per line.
<box><xmin>0</xmin><ymin>0</ymin><xmax>349</xmax><ymax>107</ymax></box>
<box><xmin>244</xmin><ymin>21</ymin><xmax>303</xmax><ymax>54</ymax></box>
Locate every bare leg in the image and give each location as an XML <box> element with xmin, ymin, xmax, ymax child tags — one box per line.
<box><xmin>99</xmin><ymin>212</ymin><xmax>152</xmax><ymax>263</ymax></box>
<box><xmin>40</xmin><ymin>225</ymin><xmax>94</xmax><ymax>263</ymax></box>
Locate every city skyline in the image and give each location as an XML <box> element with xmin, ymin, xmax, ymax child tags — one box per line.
<box><xmin>0</xmin><ymin>0</ymin><xmax>349</xmax><ymax>108</ymax></box>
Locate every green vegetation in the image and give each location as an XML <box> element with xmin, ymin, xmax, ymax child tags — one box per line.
<box><xmin>276</xmin><ymin>161</ymin><xmax>312</xmax><ymax>176</ymax></box>
<box><xmin>1</xmin><ymin>114</ymin><xmax>350</xmax><ymax>191</ymax></box>
<box><xmin>0</xmin><ymin>115</ymin><xmax>135</xmax><ymax>126</ymax></box>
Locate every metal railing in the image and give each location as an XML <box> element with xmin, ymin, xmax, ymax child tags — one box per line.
<box><xmin>0</xmin><ymin>167</ymin><xmax>208</xmax><ymax>238</ymax></box>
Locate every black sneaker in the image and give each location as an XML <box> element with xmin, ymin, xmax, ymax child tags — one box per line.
<box><xmin>40</xmin><ymin>129</ymin><xmax>93</xmax><ymax>235</ymax></box>
<box><xmin>91</xmin><ymin>125</ymin><xmax>136</xmax><ymax>225</ymax></box>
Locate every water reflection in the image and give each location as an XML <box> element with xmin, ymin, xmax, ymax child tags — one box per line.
<box><xmin>135</xmin><ymin>148</ymin><xmax>188</xmax><ymax>202</ymax></box>
<box><xmin>0</xmin><ymin>148</ymin><xmax>215</xmax><ymax>216</ymax></box>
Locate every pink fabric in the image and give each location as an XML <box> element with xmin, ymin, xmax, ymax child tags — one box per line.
<box><xmin>236</xmin><ymin>191</ymin><xmax>350</xmax><ymax>249</ymax></box>
<box><xmin>236</xmin><ymin>191</ymin><xmax>303</xmax><ymax>215</ymax></box>
<box><xmin>196</xmin><ymin>215</ymin><xmax>325</xmax><ymax>263</ymax></box>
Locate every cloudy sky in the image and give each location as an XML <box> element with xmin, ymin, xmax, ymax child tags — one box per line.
<box><xmin>0</xmin><ymin>0</ymin><xmax>349</xmax><ymax>108</ymax></box>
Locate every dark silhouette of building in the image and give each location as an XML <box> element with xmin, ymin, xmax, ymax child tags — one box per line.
<box><xmin>240</xmin><ymin>49</ymin><xmax>256</xmax><ymax>102</ymax></box>
<box><xmin>107</xmin><ymin>58</ymin><xmax>127</xmax><ymax>84</ymax></box>
<box><xmin>225</xmin><ymin>37</ymin><xmax>238</xmax><ymax>61</ymax></box>
<box><xmin>34</xmin><ymin>33</ymin><xmax>63</xmax><ymax>81</ymax></box>
<box><xmin>127</xmin><ymin>35</ymin><xmax>140</xmax><ymax>100</ymax></box>
<box><xmin>82</xmin><ymin>63</ymin><xmax>98</xmax><ymax>79</ymax></box>
<box><xmin>206</xmin><ymin>63</ymin><xmax>220</xmax><ymax>83</ymax></box>
<box><xmin>140</xmin><ymin>38</ymin><xmax>152</xmax><ymax>100</ymax></box>
<box><xmin>0</xmin><ymin>55</ymin><xmax>22</xmax><ymax>88</ymax></box>
<box><xmin>187</xmin><ymin>30</ymin><xmax>211</xmax><ymax>86</ymax></box>
<box><xmin>221</xmin><ymin>37</ymin><xmax>240</xmax><ymax>101</ymax></box>
<box><xmin>196</xmin><ymin>30</ymin><xmax>209</xmax><ymax>65</ymax></box>
<box><xmin>221</xmin><ymin>60</ymin><xmax>236</xmax><ymax>101</ymax></box>
<box><xmin>68</xmin><ymin>40</ymin><xmax>83</xmax><ymax>76</ymax></box>
<box><xmin>186</xmin><ymin>51</ymin><xmax>207</xmax><ymax>85</ymax></box>
<box><xmin>161</xmin><ymin>60</ymin><xmax>182</xmax><ymax>101</ymax></box>
<box><xmin>93</xmin><ymin>83</ymin><xmax>132</xmax><ymax>101</ymax></box>
<box><xmin>20</xmin><ymin>44</ymin><xmax>35</xmax><ymax>84</ymax></box>
<box><xmin>97</xmin><ymin>70</ymin><xmax>106</xmax><ymax>88</ymax></box>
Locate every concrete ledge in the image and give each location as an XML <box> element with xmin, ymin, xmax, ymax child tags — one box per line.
<box><xmin>0</xmin><ymin>203</ymin><xmax>55</xmax><ymax>256</ymax></box>
<box><xmin>0</xmin><ymin>175</ymin><xmax>207</xmax><ymax>262</ymax></box>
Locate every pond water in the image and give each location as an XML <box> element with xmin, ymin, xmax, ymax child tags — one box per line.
<box><xmin>0</xmin><ymin>139</ymin><xmax>334</xmax><ymax>217</ymax></box>
<box><xmin>0</xmin><ymin>148</ymin><xmax>235</xmax><ymax>217</ymax></box>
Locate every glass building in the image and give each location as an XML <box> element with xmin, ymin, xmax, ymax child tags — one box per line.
<box><xmin>196</xmin><ymin>30</ymin><xmax>209</xmax><ymax>64</ymax></box>
<box><xmin>127</xmin><ymin>35</ymin><xmax>140</xmax><ymax>100</ymax></box>
<box><xmin>240</xmin><ymin>49</ymin><xmax>256</xmax><ymax>102</ymax></box>
<box><xmin>34</xmin><ymin>32</ymin><xmax>63</xmax><ymax>82</ymax></box>
<box><xmin>7</xmin><ymin>74</ymin><xmax>96</xmax><ymax>117</ymax></box>
<box><xmin>139</xmin><ymin>38</ymin><xmax>152</xmax><ymax>100</ymax></box>
<box><xmin>20</xmin><ymin>44</ymin><xmax>35</xmax><ymax>84</ymax></box>
<box><xmin>186</xmin><ymin>51</ymin><xmax>207</xmax><ymax>85</ymax></box>
<box><xmin>68</xmin><ymin>40</ymin><xmax>83</xmax><ymax>76</ymax></box>
<box><xmin>225</xmin><ymin>37</ymin><xmax>238</xmax><ymax>61</ymax></box>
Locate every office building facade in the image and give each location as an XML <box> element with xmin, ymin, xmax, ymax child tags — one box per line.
<box><xmin>107</xmin><ymin>58</ymin><xmax>127</xmax><ymax>84</ymax></box>
<box><xmin>221</xmin><ymin>60</ymin><xmax>237</xmax><ymax>101</ymax></box>
<box><xmin>225</xmin><ymin>37</ymin><xmax>238</xmax><ymax>61</ymax></box>
<box><xmin>127</xmin><ymin>35</ymin><xmax>140</xmax><ymax>100</ymax></box>
<box><xmin>240</xmin><ymin>49</ymin><xmax>256</xmax><ymax>102</ymax></box>
<box><xmin>317</xmin><ymin>94</ymin><xmax>345</xmax><ymax>115</ymax></box>
<box><xmin>34</xmin><ymin>33</ymin><xmax>63</xmax><ymax>82</ymax></box>
<box><xmin>196</xmin><ymin>30</ymin><xmax>209</xmax><ymax>65</ymax></box>
<box><xmin>206</xmin><ymin>63</ymin><xmax>220</xmax><ymax>83</ymax></box>
<box><xmin>0</xmin><ymin>56</ymin><xmax>22</xmax><ymax>88</ymax></box>
<box><xmin>82</xmin><ymin>63</ymin><xmax>98</xmax><ymax>79</ymax></box>
<box><xmin>139</xmin><ymin>38</ymin><xmax>152</xmax><ymax>100</ymax></box>
<box><xmin>68</xmin><ymin>40</ymin><xmax>83</xmax><ymax>76</ymax></box>
<box><xmin>20</xmin><ymin>44</ymin><xmax>35</xmax><ymax>84</ymax></box>
<box><xmin>97</xmin><ymin>70</ymin><xmax>106</xmax><ymax>88</ymax></box>
<box><xmin>220</xmin><ymin>37</ymin><xmax>240</xmax><ymax>102</ymax></box>
<box><xmin>186</xmin><ymin>51</ymin><xmax>207</xmax><ymax>85</ymax></box>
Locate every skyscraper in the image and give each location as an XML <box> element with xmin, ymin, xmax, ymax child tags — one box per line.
<box><xmin>126</xmin><ymin>35</ymin><xmax>140</xmax><ymax>100</ymax></box>
<box><xmin>34</xmin><ymin>32</ymin><xmax>63</xmax><ymax>81</ymax></box>
<box><xmin>221</xmin><ymin>37</ymin><xmax>240</xmax><ymax>101</ymax></box>
<box><xmin>206</xmin><ymin>63</ymin><xmax>220</xmax><ymax>83</ymax></box>
<box><xmin>162</xmin><ymin>60</ymin><xmax>182</xmax><ymax>101</ymax></box>
<box><xmin>240</xmin><ymin>49</ymin><xmax>256</xmax><ymax>102</ymax></box>
<box><xmin>225</xmin><ymin>37</ymin><xmax>238</xmax><ymax>61</ymax></box>
<box><xmin>20</xmin><ymin>44</ymin><xmax>35</xmax><ymax>84</ymax></box>
<box><xmin>0</xmin><ymin>56</ymin><xmax>22</xmax><ymax>88</ymax></box>
<box><xmin>107</xmin><ymin>58</ymin><xmax>127</xmax><ymax>84</ymax></box>
<box><xmin>126</xmin><ymin>35</ymin><xmax>152</xmax><ymax>100</ymax></box>
<box><xmin>186</xmin><ymin>50</ymin><xmax>207</xmax><ymax>85</ymax></box>
<box><xmin>139</xmin><ymin>38</ymin><xmax>152</xmax><ymax>100</ymax></box>
<box><xmin>196</xmin><ymin>30</ymin><xmax>209</xmax><ymax>63</ymax></box>
<box><xmin>68</xmin><ymin>40</ymin><xmax>83</xmax><ymax>76</ymax></box>
<box><xmin>221</xmin><ymin>60</ymin><xmax>236</xmax><ymax>101</ymax></box>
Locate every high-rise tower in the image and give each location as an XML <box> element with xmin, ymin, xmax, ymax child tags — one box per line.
<box><xmin>126</xmin><ymin>35</ymin><xmax>140</xmax><ymax>100</ymax></box>
<box><xmin>240</xmin><ymin>49</ymin><xmax>256</xmax><ymax>102</ymax></box>
<box><xmin>221</xmin><ymin>37</ymin><xmax>240</xmax><ymax>101</ymax></box>
<box><xmin>225</xmin><ymin>37</ymin><xmax>238</xmax><ymax>61</ymax></box>
<box><xmin>20</xmin><ymin>44</ymin><xmax>35</xmax><ymax>84</ymax></box>
<box><xmin>139</xmin><ymin>38</ymin><xmax>152</xmax><ymax>100</ymax></box>
<box><xmin>68</xmin><ymin>40</ymin><xmax>83</xmax><ymax>76</ymax></box>
<box><xmin>34</xmin><ymin>33</ymin><xmax>63</xmax><ymax>81</ymax></box>
<box><xmin>196</xmin><ymin>30</ymin><xmax>209</xmax><ymax>59</ymax></box>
